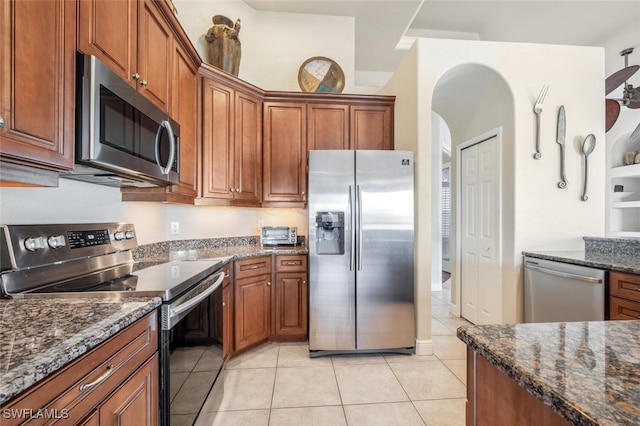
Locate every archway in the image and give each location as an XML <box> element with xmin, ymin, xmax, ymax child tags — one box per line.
<box><xmin>431</xmin><ymin>63</ymin><xmax>514</xmax><ymax>323</ymax></box>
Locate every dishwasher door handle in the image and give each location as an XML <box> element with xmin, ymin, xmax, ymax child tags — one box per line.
<box><xmin>525</xmin><ymin>262</ymin><xmax>603</xmax><ymax>284</ymax></box>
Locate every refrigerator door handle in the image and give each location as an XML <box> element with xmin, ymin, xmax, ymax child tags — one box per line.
<box><xmin>357</xmin><ymin>185</ymin><xmax>363</xmax><ymax>271</ymax></box>
<box><xmin>349</xmin><ymin>185</ymin><xmax>355</xmax><ymax>271</ymax></box>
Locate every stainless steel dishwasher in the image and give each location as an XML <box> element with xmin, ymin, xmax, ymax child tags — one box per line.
<box><xmin>524</xmin><ymin>256</ymin><xmax>606</xmax><ymax>323</ymax></box>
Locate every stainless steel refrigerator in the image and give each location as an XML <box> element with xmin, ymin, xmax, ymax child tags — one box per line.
<box><xmin>308</xmin><ymin>150</ymin><xmax>415</xmax><ymax>356</ymax></box>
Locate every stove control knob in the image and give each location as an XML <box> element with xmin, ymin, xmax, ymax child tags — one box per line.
<box><xmin>24</xmin><ymin>236</ymin><xmax>47</xmax><ymax>252</ymax></box>
<box><xmin>47</xmin><ymin>235</ymin><xmax>66</xmax><ymax>249</ymax></box>
<box><xmin>125</xmin><ymin>231</ymin><xmax>135</xmax><ymax>240</ymax></box>
<box><xmin>114</xmin><ymin>231</ymin><xmax>126</xmax><ymax>241</ymax></box>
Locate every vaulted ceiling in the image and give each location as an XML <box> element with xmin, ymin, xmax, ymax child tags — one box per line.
<box><xmin>244</xmin><ymin>1</ymin><xmax>640</xmax><ymax>73</ymax></box>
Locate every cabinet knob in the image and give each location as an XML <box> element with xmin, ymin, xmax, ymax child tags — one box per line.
<box><xmin>236</xmin><ymin>188</ymin><xmax>241</xmax><ymax>192</ymax></box>
<box><xmin>267</xmin><ymin>281</ymin><xmax>271</xmax><ymax>286</ymax></box>
<box><xmin>635</xmin><ymin>287</ymin><xmax>640</xmax><ymax>292</ymax></box>
<box><xmin>132</xmin><ymin>73</ymin><xmax>140</xmax><ymax>80</ymax></box>
<box><xmin>140</xmin><ymin>80</ymin><xmax>148</xmax><ymax>87</ymax></box>
<box><xmin>230</xmin><ymin>188</ymin><xmax>235</xmax><ymax>192</ymax></box>
<box><xmin>222</xmin><ymin>302</ymin><xmax>226</xmax><ymax>307</ymax></box>
<box><xmin>0</xmin><ymin>116</ymin><xmax>5</xmax><ymax>127</ymax></box>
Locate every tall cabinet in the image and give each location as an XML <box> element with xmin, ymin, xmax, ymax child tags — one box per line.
<box><xmin>0</xmin><ymin>0</ymin><xmax>76</xmax><ymax>186</ymax></box>
<box><xmin>198</xmin><ymin>63</ymin><xmax>263</xmax><ymax>207</ymax></box>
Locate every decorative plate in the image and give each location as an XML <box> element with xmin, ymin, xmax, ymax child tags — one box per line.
<box><xmin>298</xmin><ymin>57</ymin><xmax>345</xmax><ymax>93</ymax></box>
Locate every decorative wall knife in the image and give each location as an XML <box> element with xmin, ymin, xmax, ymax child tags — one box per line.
<box><xmin>556</xmin><ymin>106</ymin><xmax>567</xmax><ymax>188</ymax></box>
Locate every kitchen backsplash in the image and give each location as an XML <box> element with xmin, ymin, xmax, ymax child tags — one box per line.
<box><xmin>584</xmin><ymin>236</ymin><xmax>640</xmax><ymax>255</ymax></box>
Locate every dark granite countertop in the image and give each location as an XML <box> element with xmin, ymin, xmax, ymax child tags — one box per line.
<box><xmin>458</xmin><ymin>320</ymin><xmax>640</xmax><ymax>425</ymax></box>
<box><xmin>0</xmin><ymin>241</ymin><xmax>307</xmax><ymax>405</ymax></box>
<box><xmin>136</xmin><ymin>243</ymin><xmax>308</xmax><ymax>266</ymax></box>
<box><xmin>0</xmin><ymin>297</ymin><xmax>161</xmax><ymax>405</ymax></box>
<box><xmin>522</xmin><ymin>250</ymin><xmax>640</xmax><ymax>274</ymax></box>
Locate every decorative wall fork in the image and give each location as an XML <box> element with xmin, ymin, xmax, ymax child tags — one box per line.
<box><xmin>533</xmin><ymin>84</ymin><xmax>549</xmax><ymax>159</ymax></box>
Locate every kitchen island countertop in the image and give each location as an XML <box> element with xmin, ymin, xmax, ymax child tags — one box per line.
<box><xmin>458</xmin><ymin>320</ymin><xmax>640</xmax><ymax>425</ymax></box>
<box><xmin>0</xmin><ymin>297</ymin><xmax>161</xmax><ymax>405</ymax></box>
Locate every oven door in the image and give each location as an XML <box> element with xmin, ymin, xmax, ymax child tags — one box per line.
<box><xmin>159</xmin><ymin>270</ymin><xmax>225</xmax><ymax>426</ymax></box>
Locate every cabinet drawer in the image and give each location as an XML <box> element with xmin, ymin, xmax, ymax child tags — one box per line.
<box><xmin>3</xmin><ymin>312</ymin><xmax>157</xmax><ymax>425</ymax></box>
<box><xmin>234</xmin><ymin>256</ymin><xmax>271</xmax><ymax>280</ymax></box>
<box><xmin>609</xmin><ymin>271</ymin><xmax>640</xmax><ymax>303</ymax></box>
<box><xmin>274</xmin><ymin>255</ymin><xmax>308</xmax><ymax>273</ymax></box>
<box><xmin>610</xmin><ymin>296</ymin><xmax>640</xmax><ymax>320</ymax></box>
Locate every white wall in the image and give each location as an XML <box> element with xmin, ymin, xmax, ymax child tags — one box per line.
<box><xmin>173</xmin><ymin>0</ymin><xmax>376</xmax><ymax>93</ymax></box>
<box><xmin>385</xmin><ymin>38</ymin><xmax>605</xmax><ymax>336</ymax></box>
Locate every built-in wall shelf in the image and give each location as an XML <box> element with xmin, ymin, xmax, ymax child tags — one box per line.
<box><xmin>612</xmin><ymin>201</ymin><xmax>640</xmax><ymax>208</ymax></box>
<box><xmin>611</xmin><ymin>164</ymin><xmax>640</xmax><ymax>178</ymax></box>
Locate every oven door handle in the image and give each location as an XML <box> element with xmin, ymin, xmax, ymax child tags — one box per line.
<box><xmin>170</xmin><ymin>271</ymin><xmax>225</xmax><ymax>318</ymax></box>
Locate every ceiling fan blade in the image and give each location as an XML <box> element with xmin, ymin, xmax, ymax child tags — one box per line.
<box><xmin>606</xmin><ymin>99</ymin><xmax>621</xmax><ymax>132</ymax></box>
<box><xmin>606</xmin><ymin>65</ymin><xmax>639</xmax><ymax>95</ymax></box>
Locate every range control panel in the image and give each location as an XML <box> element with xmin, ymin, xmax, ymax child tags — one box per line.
<box><xmin>0</xmin><ymin>223</ymin><xmax>137</xmax><ymax>271</ymax></box>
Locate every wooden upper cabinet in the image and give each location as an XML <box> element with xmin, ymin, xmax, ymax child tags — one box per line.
<box><xmin>0</xmin><ymin>0</ymin><xmax>76</xmax><ymax>185</ymax></box>
<box><xmin>263</xmin><ymin>102</ymin><xmax>307</xmax><ymax>207</ymax></box>
<box><xmin>201</xmin><ymin>79</ymin><xmax>234</xmax><ymax>200</ymax></box>
<box><xmin>351</xmin><ymin>104</ymin><xmax>393</xmax><ymax>150</ymax></box>
<box><xmin>199</xmin><ymin>65</ymin><xmax>263</xmax><ymax>206</ymax></box>
<box><xmin>137</xmin><ymin>0</ymin><xmax>171</xmax><ymax>111</ymax></box>
<box><xmin>307</xmin><ymin>103</ymin><xmax>350</xmax><ymax>150</ymax></box>
<box><xmin>233</xmin><ymin>90</ymin><xmax>262</xmax><ymax>204</ymax></box>
<box><xmin>168</xmin><ymin>39</ymin><xmax>199</xmax><ymax>199</ymax></box>
<box><xmin>77</xmin><ymin>0</ymin><xmax>136</xmax><ymax>86</ymax></box>
<box><xmin>77</xmin><ymin>0</ymin><xmax>171</xmax><ymax>112</ymax></box>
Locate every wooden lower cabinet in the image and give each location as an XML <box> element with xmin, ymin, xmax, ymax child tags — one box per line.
<box><xmin>233</xmin><ymin>256</ymin><xmax>272</xmax><ymax>353</ymax></box>
<box><xmin>272</xmin><ymin>255</ymin><xmax>308</xmax><ymax>341</ymax></box>
<box><xmin>229</xmin><ymin>255</ymin><xmax>308</xmax><ymax>355</ymax></box>
<box><xmin>609</xmin><ymin>271</ymin><xmax>640</xmax><ymax>320</ymax></box>
<box><xmin>234</xmin><ymin>273</ymin><xmax>271</xmax><ymax>352</ymax></box>
<box><xmin>98</xmin><ymin>354</ymin><xmax>158</xmax><ymax>425</ymax></box>
<box><xmin>466</xmin><ymin>348</ymin><xmax>570</xmax><ymax>426</ymax></box>
<box><xmin>3</xmin><ymin>312</ymin><xmax>158</xmax><ymax>426</ymax></box>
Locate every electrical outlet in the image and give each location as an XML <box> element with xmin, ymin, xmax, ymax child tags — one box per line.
<box><xmin>170</xmin><ymin>222</ymin><xmax>180</xmax><ymax>235</ymax></box>
<box><xmin>257</xmin><ymin>220</ymin><xmax>264</xmax><ymax>229</ymax></box>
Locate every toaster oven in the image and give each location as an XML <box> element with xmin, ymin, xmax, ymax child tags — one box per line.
<box><xmin>260</xmin><ymin>226</ymin><xmax>297</xmax><ymax>246</ymax></box>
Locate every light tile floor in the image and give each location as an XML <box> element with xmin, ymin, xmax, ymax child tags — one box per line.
<box><xmin>193</xmin><ymin>280</ymin><xmax>471</xmax><ymax>425</ymax></box>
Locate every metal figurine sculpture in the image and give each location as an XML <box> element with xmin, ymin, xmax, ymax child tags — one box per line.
<box><xmin>205</xmin><ymin>15</ymin><xmax>241</xmax><ymax>76</ymax></box>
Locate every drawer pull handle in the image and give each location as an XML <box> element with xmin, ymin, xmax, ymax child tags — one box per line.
<box><xmin>79</xmin><ymin>364</ymin><xmax>114</xmax><ymax>392</ymax></box>
<box><xmin>248</xmin><ymin>265</ymin><xmax>259</xmax><ymax>269</ymax></box>
<box><xmin>635</xmin><ymin>287</ymin><xmax>640</xmax><ymax>292</ymax></box>
<box><xmin>284</xmin><ymin>262</ymin><xmax>299</xmax><ymax>265</ymax></box>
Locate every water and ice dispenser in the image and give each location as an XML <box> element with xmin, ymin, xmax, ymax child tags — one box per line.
<box><xmin>314</xmin><ymin>212</ymin><xmax>345</xmax><ymax>255</ymax></box>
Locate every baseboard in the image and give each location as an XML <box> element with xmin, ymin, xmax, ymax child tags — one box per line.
<box><xmin>415</xmin><ymin>339</ymin><xmax>433</xmax><ymax>356</ymax></box>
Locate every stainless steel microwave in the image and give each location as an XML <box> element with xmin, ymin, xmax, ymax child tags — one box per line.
<box><xmin>261</xmin><ymin>226</ymin><xmax>298</xmax><ymax>246</ymax></box>
<box><xmin>61</xmin><ymin>54</ymin><xmax>179</xmax><ymax>188</ymax></box>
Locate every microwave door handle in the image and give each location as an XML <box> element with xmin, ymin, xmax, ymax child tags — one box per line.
<box><xmin>155</xmin><ymin>120</ymin><xmax>176</xmax><ymax>175</ymax></box>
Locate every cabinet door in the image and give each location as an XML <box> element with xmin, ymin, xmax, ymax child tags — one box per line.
<box><xmin>170</xmin><ymin>39</ymin><xmax>199</xmax><ymax>198</ymax></box>
<box><xmin>233</xmin><ymin>90</ymin><xmax>263</xmax><ymax>204</ymax></box>
<box><xmin>99</xmin><ymin>354</ymin><xmax>159</xmax><ymax>426</ymax></box>
<box><xmin>307</xmin><ymin>103</ymin><xmax>350</xmax><ymax>150</ymax></box>
<box><xmin>202</xmin><ymin>79</ymin><xmax>234</xmax><ymax>199</ymax></box>
<box><xmin>350</xmin><ymin>104</ymin><xmax>393</xmax><ymax>150</ymax></box>
<box><xmin>263</xmin><ymin>102</ymin><xmax>307</xmax><ymax>206</ymax></box>
<box><xmin>234</xmin><ymin>274</ymin><xmax>271</xmax><ymax>352</ymax></box>
<box><xmin>0</xmin><ymin>0</ymin><xmax>75</xmax><ymax>174</ymax></box>
<box><xmin>273</xmin><ymin>272</ymin><xmax>308</xmax><ymax>340</ymax></box>
<box><xmin>77</xmin><ymin>0</ymin><xmax>137</xmax><ymax>86</ymax></box>
<box><xmin>137</xmin><ymin>0</ymin><xmax>171</xmax><ymax>112</ymax></box>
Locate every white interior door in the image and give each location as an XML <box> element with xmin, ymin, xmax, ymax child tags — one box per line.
<box><xmin>460</xmin><ymin>135</ymin><xmax>501</xmax><ymax>324</ymax></box>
